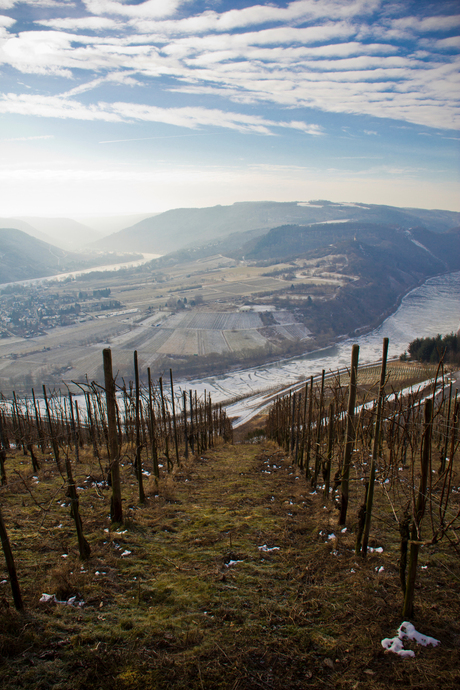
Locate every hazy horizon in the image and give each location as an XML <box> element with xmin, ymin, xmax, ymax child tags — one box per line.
<box><xmin>1</xmin><ymin>0</ymin><xmax>459</xmax><ymax>218</ymax></box>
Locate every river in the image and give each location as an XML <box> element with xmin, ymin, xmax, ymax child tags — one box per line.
<box><xmin>178</xmin><ymin>271</ymin><xmax>460</xmax><ymax>419</ymax></box>
<box><xmin>1</xmin><ymin>253</ymin><xmax>160</xmax><ymax>288</ymax></box>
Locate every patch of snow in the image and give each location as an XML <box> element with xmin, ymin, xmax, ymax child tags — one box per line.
<box><xmin>225</xmin><ymin>560</ymin><xmax>244</xmax><ymax>567</ymax></box>
<box><xmin>121</xmin><ymin>550</ymin><xmax>131</xmax><ymax>557</ymax></box>
<box><xmin>258</xmin><ymin>545</ymin><xmax>280</xmax><ymax>552</ymax></box>
<box><xmin>381</xmin><ymin>622</ymin><xmax>439</xmax><ymax>658</ymax></box>
<box><xmin>40</xmin><ymin>593</ymin><xmax>54</xmax><ymax>603</ymax></box>
<box><xmin>308</xmin><ymin>219</ymin><xmax>351</xmax><ymax>225</ymax></box>
<box><xmin>40</xmin><ymin>593</ymin><xmax>85</xmax><ymax>607</ymax></box>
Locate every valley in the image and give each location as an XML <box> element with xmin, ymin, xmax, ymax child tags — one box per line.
<box><xmin>1</xmin><ymin>200</ymin><xmax>459</xmax><ymax>395</ymax></box>
<box><xmin>0</xmin><ymin>252</ymin><xmax>345</xmax><ymax>393</ymax></box>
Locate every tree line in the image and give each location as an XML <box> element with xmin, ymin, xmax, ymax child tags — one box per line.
<box><xmin>407</xmin><ymin>332</ymin><xmax>460</xmax><ymax>365</ymax></box>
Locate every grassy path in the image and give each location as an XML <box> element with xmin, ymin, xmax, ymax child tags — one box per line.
<box><xmin>0</xmin><ymin>442</ymin><xmax>458</xmax><ymax>689</ymax></box>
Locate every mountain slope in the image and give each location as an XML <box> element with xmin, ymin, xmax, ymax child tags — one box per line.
<box><xmin>243</xmin><ymin>222</ymin><xmax>460</xmax><ymax>340</ymax></box>
<box><xmin>0</xmin><ymin>228</ymin><xmax>109</xmax><ymax>284</ymax></box>
<box><xmin>16</xmin><ymin>217</ymin><xmax>105</xmax><ymax>250</ymax></box>
<box><xmin>92</xmin><ymin>201</ymin><xmax>460</xmax><ymax>255</ymax></box>
<box><xmin>0</xmin><ymin>218</ymin><xmax>56</xmax><ymax>246</ymax></box>
<box><xmin>237</xmin><ymin>222</ymin><xmax>459</xmax><ymax>270</ymax></box>
<box><xmin>0</xmin><ymin>229</ymin><xmax>81</xmax><ymax>283</ymax></box>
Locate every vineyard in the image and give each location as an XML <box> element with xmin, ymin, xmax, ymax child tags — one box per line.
<box><xmin>0</xmin><ymin>344</ymin><xmax>459</xmax><ymax>689</ymax></box>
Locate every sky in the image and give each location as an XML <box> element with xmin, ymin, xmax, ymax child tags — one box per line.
<box><xmin>0</xmin><ymin>0</ymin><xmax>459</xmax><ymax>218</ymax></box>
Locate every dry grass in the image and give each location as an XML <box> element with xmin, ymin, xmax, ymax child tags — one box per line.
<box><xmin>0</xmin><ymin>440</ymin><xmax>459</xmax><ymax>689</ymax></box>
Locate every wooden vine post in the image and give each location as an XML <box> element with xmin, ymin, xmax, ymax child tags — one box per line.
<box><xmin>360</xmin><ymin>337</ymin><xmax>389</xmax><ymax>556</ymax></box>
<box><xmin>402</xmin><ymin>398</ymin><xmax>432</xmax><ymax>618</ymax></box>
<box><xmin>103</xmin><ymin>349</ymin><xmax>123</xmax><ymax>524</ymax></box>
<box><xmin>324</xmin><ymin>401</ymin><xmax>334</xmax><ymax>499</ymax></box>
<box><xmin>147</xmin><ymin>367</ymin><xmax>159</xmax><ymax>479</ymax></box>
<box><xmin>0</xmin><ymin>503</ymin><xmax>23</xmax><ymax>611</ymax></box>
<box><xmin>64</xmin><ymin>452</ymin><xmax>91</xmax><ymax>560</ymax></box>
<box><xmin>43</xmin><ymin>385</ymin><xmax>62</xmax><ymax>474</ymax></box>
<box><xmin>134</xmin><ymin>351</ymin><xmax>145</xmax><ymax>503</ymax></box>
<box><xmin>170</xmin><ymin>369</ymin><xmax>180</xmax><ymax>467</ymax></box>
<box><xmin>313</xmin><ymin>369</ymin><xmax>326</xmax><ymax>488</ymax></box>
<box><xmin>339</xmin><ymin>344</ymin><xmax>359</xmax><ymax>525</ymax></box>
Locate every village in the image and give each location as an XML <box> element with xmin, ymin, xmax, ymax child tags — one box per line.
<box><xmin>0</xmin><ymin>283</ymin><xmax>122</xmax><ymax>339</ymax></box>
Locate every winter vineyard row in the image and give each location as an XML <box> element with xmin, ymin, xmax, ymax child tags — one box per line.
<box><xmin>0</xmin><ymin>341</ymin><xmax>458</xmax><ymax>620</ymax></box>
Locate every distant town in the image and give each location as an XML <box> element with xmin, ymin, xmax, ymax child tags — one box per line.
<box><xmin>0</xmin><ymin>283</ymin><xmax>122</xmax><ymax>339</ymax></box>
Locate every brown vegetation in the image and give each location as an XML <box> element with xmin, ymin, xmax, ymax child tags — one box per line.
<box><xmin>0</xmin><ymin>353</ymin><xmax>458</xmax><ymax>689</ymax></box>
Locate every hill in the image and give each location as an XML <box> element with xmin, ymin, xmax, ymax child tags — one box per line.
<box><xmin>237</xmin><ymin>222</ymin><xmax>460</xmax><ymax>268</ymax></box>
<box><xmin>0</xmin><ymin>217</ymin><xmax>56</xmax><ymax>246</ymax></box>
<box><xmin>0</xmin><ymin>228</ymin><xmax>84</xmax><ymax>284</ymax></box>
<box><xmin>0</xmin><ymin>228</ymin><xmax>139</xmax><ymax>285</ymax></box>
<box><xmin>92</xmin><ymin>201</ymin><xmax>460</xmax><ymax>255</ymax></box>
<box><xmin>246</xmin><ymin>223</ymin><xmax>460</xmax><ymax>339</ymax></box>
<box><xmin>15</xmin><ymin>217</ymin><xmax>106</xmax><ymax>251</ymax></box>
<box><xmin>144</xmin><ymin>220</ymin><xmax>460</xmax><ymax>348</ymax></box>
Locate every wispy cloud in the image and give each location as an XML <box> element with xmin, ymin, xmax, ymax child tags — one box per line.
<box><xmin>4</xmin><ymin>133</ymin><xmax>54</xmax><ymax>141</ymax></box>
<box><xmin>84</xmin><ymin>0</ymin><xmax>185</xmax><ymax>20</ymax></box>
<box><xmin>0</xmin><ymin>92</ymin><xmax>325</xmax><ymax>135</ymax></box>
<box><xmin>0</xmin><ymin>0</ymin><xmax>458</xmax><ymax>135</ymax></box>
<box><xmin>99</xmin><ymin>133</ymin><xmax>210</xmax><ymax>143</ymax></box>
<box><xmin>37</xmin><ymin>16</ymin><xmax>121</xmax><ymax>31</ymax></box>
<box><xmin>1</xmin><ymin>0</ymin><xmax>74</xmax><ymax>6</ymax></box>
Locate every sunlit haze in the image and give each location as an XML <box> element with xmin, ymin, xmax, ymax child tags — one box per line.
<box><xmin>0</xmin><ymin>0</ymin><xmax>459</xmax><ymax>217</ymax></box>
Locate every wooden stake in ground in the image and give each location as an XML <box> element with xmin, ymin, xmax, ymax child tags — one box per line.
<box><xmin>0</xmin><ymin>414</ymin><xmax>7</xmax><ymax>485</ymax></box>
<box><xmin>339</xmin><ymin>344</ymin><xmax>359</xmax><ymax>525</ymax></box>
<box><xmin>43</xmin><ymin>385</ymin><xmax>62</xmax><ymax>475</ymax></box>
<box><xmin>313</xmin><ymin>369</ymin><xmax>326</xmax><ymax>488</ymax></box>
<box><xmin>360</xmin><ymin>337</ymin><xmax>389</xmax><ymax>556</ymax></box>
<box><xmin>305</xmin><ymin>376</ymin><xmax>314</xmax><ymax>480</ymax></box>
<box><xmin>0</xmin><ymin>503</ymin><xmax>23</xmax><ymax>611</ymax></box>
<box><xmin>64</xmin><ymin>451</ymin><xmax>91</xmax><ymax>560</ymax></box>
<box><xmin>170</xmin><ymin>369</ymin><xmax>180</xmax><ymax>467</ymax></box>
<box><xmin>323</xmin><ymin>401</ymin><xmax>334</xmax><ymax>499</ymax></box>
<box><xmin>147</xmin><ymin>367</ymin><xmax>159</xmax><ymax>479</ymax></box>
<box><xmin>103</xmin><ymin>349</ymin><xmax>123</xmax><ymax>525</ymax></box>
<box><xmin>402</xmin><ymin>398</ymin><xmax>432</xmax><ymax>618</ymax></box>
<box><xmin>134</xmin><ymin>351</ymin><xmax>145</xmax><ymax>503</ymax></box>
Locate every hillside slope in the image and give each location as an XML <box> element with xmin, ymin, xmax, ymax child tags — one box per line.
<box><xmin>0</xmin><ymin>217</ymin><xmax>55</xmax><ymax>246</ymax></box>
<box><xmin>0</xmin><ymin>228</ymin><xmax>87</xmax><ymax>283</ymax></box>
<box><xmin>16</xmin><ymin>217</ymin><xmax>105</xmax><ymax>250</ymax></box>
<box><xmin>249</xmin><ymin>223</ymin><xmax>460</xmax><ymax>340</ymax></box>
<box><xmin>92</xmin><ymin>201</ymin><xmax>460</xmax><ymax>255</ymax></box>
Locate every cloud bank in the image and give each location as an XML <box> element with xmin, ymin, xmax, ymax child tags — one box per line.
<box><xmin>0</xmin><ymin>0</ymin><xmax>458</xmax><ymax>132</ymax></box>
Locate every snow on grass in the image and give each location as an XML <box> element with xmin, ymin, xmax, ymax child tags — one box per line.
<box><xmin>258</xmin><ymin>545</ymin><xmax>280</xmax><ymax>552</ymax></box>
<box><xmin>382</xmin><ymin>622</ymin><xmax>440</xmax><ymax>658</ymax></box>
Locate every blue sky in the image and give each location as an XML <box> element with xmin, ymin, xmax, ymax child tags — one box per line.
<box><xmin>0</xmin><ymin>0</ymin><xmax>459</xmax><ymax>217</ymax></box>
